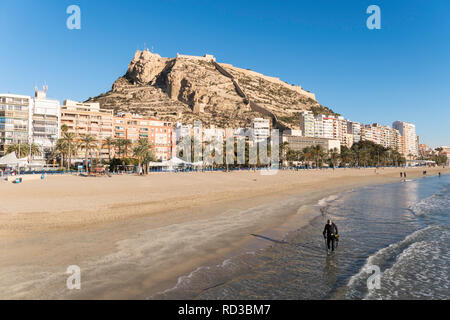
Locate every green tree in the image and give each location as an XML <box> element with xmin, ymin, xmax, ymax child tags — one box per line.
<box><xmin>79</xmin><ymin>134</ymin><xmax>98</xmax><ymax>173</ymax></box>
<box><xmin>7</xmin><ymin>142</ymin><xmax>41</xmax><ymax>158</ymax></box>
<box><xmin>133</xmin><ymin>138</ymin><xmax>155</xmax><ymax>174</ymax></box>
<box><xmin>103</xmin><ymin>136</ymin><xmax>116</xmax><ymax>162</ymax></box>
<box><xmin>328</xmin><ymin>147</ymin><xmax>340</xmax><ymax>169</ymax></box>
<box><xmin>60</xmin><ymin>131</ymin><xmax>78</xmax><ymax>170</ymax></box>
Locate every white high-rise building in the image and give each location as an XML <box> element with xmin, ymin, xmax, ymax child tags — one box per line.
<box><xmin>299</xmin><ymin>111</ymin><xmax>315</xmax><ymax>137</ymax></box>
<box><xmin>252</xmin><ymin>118</ymin><xmax>270</xmax><ymax>143</ymax></box>
<box><xmin>347</xmin><ymin>121</ymin><xmax>361</xmax><ymax>144</ymax></box>
<box><xmin>336</xmin><ymin>116</ymin><xmax>348</xmax><ymax>145</ymax></box>
<box><xmin>392</xmin><ymin>121</ymin><xmax>418</xmax><ymax>157</ymax></box>
<box><xmin>31</xmin><ymin>86</ymin><xmax>60</xmax><ymax>160</ymax></box>
<box><xmin>314</xmin><ymin>116</ymin><xmax>324</xmax><ymax>138</ymax></box>
<box><xmin>0</xmin><ymin>87</ymin><xmax>60</xmax><ymax>161</ymax></box>
<box><xmin>0</xmin><ymin>94</ymin><xmax>31</xmax><ymax>156</ymax></box>
<box><xmin>319</xmin><ymin>115</ymin><xmax>334</xmax><ymax>139</ymax></box>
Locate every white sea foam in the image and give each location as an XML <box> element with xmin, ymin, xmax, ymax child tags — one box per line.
<box><xmin>316</xmin><ymin>194</ymin><xmax>339</xmax><ymax>207</ymax></box>
<box><xmin>346</xmin><ymin>225</ymin><xmax>437</xmax><ymax>290</ymax></box>
<box><xmin>408</xmin><ymin>190</ymin><xmax>449</xmax><ymax>216</ymax></box>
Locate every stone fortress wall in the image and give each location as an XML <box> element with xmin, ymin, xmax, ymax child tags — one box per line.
<box><xmin>174</xmin><ymin>52</ymin><xmax>315</xmax><ymax>101</ymax></box>
<box><xmin>220</xmin><ymin>63</ymin><xmax>316</xmax><ymax>101</ymax></box>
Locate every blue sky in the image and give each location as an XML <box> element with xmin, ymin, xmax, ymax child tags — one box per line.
<box><xmin>1</xmin><ymin>0</ymin><xmax>449</xmax><ymax>147</ymax></box>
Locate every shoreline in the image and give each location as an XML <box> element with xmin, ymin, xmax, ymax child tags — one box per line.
<box><xmin>0</xmin><ymin>167</ymin><xmax>449</xmax><ymax>299</ymax></box>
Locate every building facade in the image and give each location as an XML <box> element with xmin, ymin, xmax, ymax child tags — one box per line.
<box><xmin>392</xmin><ymin>121</ymin><xmax>418</xmax><ymax>157</ymax></box>
<box><xmin>31</xmin><ymin>86</ymin><xmax>60</xmax><ymax>160</ymax></box>
<box><xmin>282</xmin><ymin>135</ymin><xmax>341</xmax><ymax>153</ymax></box>
<box><xmin>347</xmin><ymin>121</ymin><xmax>361</xmax><ymax>144</ymax></box>
<box><xmin>0</xmin><ymin>94</ymin><xmax>31</xmax><ymax>157</ymax></box>
<box><xmin>252</xmin><ymin>118</ymin><xmax>270</xmax><ymax>143</ymax></box>
<box><xmin>114</xmin><ymin>113</ymin><xmax>172</xmax><ymax>161</ymax></box>
<box><xmin>60</xmin><ymin>100</ymin><xmax>114</xmax><ymax>161</ymax></box>
<box><xmin>299</xmin><ymin>111</ymin><xmax>315</xmax><ymax>137</ymax></box>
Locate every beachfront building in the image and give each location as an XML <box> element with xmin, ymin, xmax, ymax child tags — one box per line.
<box><xmin>299</xmin><ymin>111</ymin><xmax>315</xmax><ymax>137</ymax></box>
<box><xmin>0</xmin><ymin>94</ymin><xmax>31</xmax><ymax>157</ymax></box>
<box><xmin>174</xmin><ymin>122</ymin><xmax>192</xmax><ymax>142</ymax></box>
<box><xmin>393</xmin><ymin>121</ymin><xmax>418</xmax><ymax>158</ymax></box>
<box><xmin>391</xmin><ymin>128</ymin><xmax>403</xmax><ymax>153</ymax></box>
<box><xmin>252</xmin><ymin>118</ymin><xmax>270</xmax><ymax>143</ymax></box>
<box><xmin>282</xmin><ymin>135</ymin><xmax>341</xmax><ymax>153</ymax></box>
<box><xmin>337</xmin><ymin>116</ymin><xmax>348</xmax><ymax>145</ymax></box>
<box><xmin>314</xmin><ymin>115</ymin><xmax>334</xmax><ymax>139</ymax></box>
<box><xmin>438</xmin><ymin>146</ymin><xmax>450</xmax><ymax>166</ymax></box>
<box><xmin>60</xmin><ymin>100</ymin><xmax>114</xmax><ymax>161</ymax></box>
<box><xmin>114</xmin><ymin>113</ymin><xmax>172</xmax><ymax>161</ymax></box>
<box><xmin>346</xmin><ymin>121</ymin><xmax>361</xmax><ymax>144</ymax></box>
<box><xmin>31</xmin><ymin>86</ymin><xmax>60</xmax><ymax>161</ymax></box>
<box><xmin>418</xmin><ymin>144</ymin><xmax>433</xmax><ymax>158</ymax></box>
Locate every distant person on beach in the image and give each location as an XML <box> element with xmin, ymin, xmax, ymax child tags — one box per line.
<box><xmin>438</xmin><ymin>172</ymin><xmax>441</xmax><ymax>177</ymax></box>
<box><xmin>323</xmin><ymin>219</ymin><xmax>339</xmax><ymax>252</ymax></box>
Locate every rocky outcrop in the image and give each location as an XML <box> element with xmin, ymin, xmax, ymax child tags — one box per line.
<box><xmin>125</xmin><ymin>50</ymin><xmax>169</xmax><ymax>84</ymax></box>
<box><xmin>88</xmin><ymin>50</ymin><xmax>335</xmax><ymax>129</ymax></box>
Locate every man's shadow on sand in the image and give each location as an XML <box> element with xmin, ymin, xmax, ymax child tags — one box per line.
<box><xmin>250</xmin><ymin>234</ymin><xmax>289</xmax><ymax>244</ymax></box>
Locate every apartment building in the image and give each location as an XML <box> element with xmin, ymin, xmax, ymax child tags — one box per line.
<box><xmin>252</xmin><ymin>118</ymin><xmax>270</xmax><ymax>143</ymax></box>
<box><xmin>31</xmin><ymin>86</ymin><xmax>60</xmax><ymax>160</ymax></box>
<box><xmin>299</xmin><ymin>111</ymin><xmax>315</xmax><ymax>137</ymax></box>
<box><xmin>393</xmin><ymin>121</ymin><xmax>418</xmax><ymax>157</ymax></box>
<box><xmin>314</xmin><ymin>115</ymin><xmax>334</xmax><ymax>139</ymax></box>
<box><xmin>347</xmin><ymin>121</ymin><xmax>361</xmax><ymax>144</ymax></box>
<box><xmin>114</xmin><ymin>113</ymin><xmax>172</xmax><ymax>161</ymax></box>
<box><xmin>60</xmin><ymin>100</ymin><xmax>114</xmax><ymax>161</ymax></box>
<box><xmin>337</xmin><ymin>116</ymin><xmax>348</xmax><ymax>145</ymax></box>
<box><xmin>0</xmin><ymin>94</ymin><xmax>31</xmax><ymax>156</ymax></box>
<box><xmin>282</xmin><ymin>135</ymin><xmax>341</xmax><ymax>153</ymax></box>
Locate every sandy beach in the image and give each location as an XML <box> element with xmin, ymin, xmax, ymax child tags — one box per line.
<box><xmin>0</xmin><ymin>166</ymin><xmax>448</xmax><ymax>299</ymax></box>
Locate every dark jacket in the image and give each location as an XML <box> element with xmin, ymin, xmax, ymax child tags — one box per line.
<box><xmin>323</xmin><ymin>223</ymin><xmax>338</xmax><ymax>239</ymax></box>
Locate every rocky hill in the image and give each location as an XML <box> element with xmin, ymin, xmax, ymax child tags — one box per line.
<box><xmin>87</xmin><ymin>50</ymin><xmax>336</xmax><ymax>129</ymax></box>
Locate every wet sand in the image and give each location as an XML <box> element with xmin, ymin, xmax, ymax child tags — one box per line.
<box><xmin>0</xmin><ymin>167</ymin><xmax>448</xmax><ymax>299</ymax></box>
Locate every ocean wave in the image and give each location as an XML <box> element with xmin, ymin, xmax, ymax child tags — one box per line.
<box><xmin>408</xmin><ymin>187</ymin><xmax>450</xmax><ymax>217</ymax></box>
<box><xmin>345</xmin><ymin>225</ymin><xmax>442</xmax><ymax>299</ymax></box>
<box><xmin>316</xmin><ymin>194</ymin><xmax>340</xmax><ymax>207</ymax></box>
<box><xmin>365</xmin><ymin>228</ymin><xmax>450</xmax><ymax>299</ymax></box>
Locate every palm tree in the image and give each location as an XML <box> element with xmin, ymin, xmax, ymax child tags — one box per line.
<box><xmin>7</xmin><ymin>143</ymin><xmax>29</xmax><ymax>158</ymax></box>
<box><xmin>79</xmin><ymin>134</ymin><xmax>98</xmax><ymax>173</ymax></box>
<box><xmin>60</xmin><ymin>131</ymin><xmax>78</xmax><ymax>170</ymax></box>
<box><xmin>133</xmin><ymin>138</ymin><xmax>155</xmax><ymax>174</ymax></box>
<box><xmin>103</xmin><ymin>137</ymin><xmax>116</xmax><ymax>162</ymax></box>
<box><xmin>7</xmin><ymin>142</ymin><xmax>41</xmax><ymax>158</ymax></box>
<box><xmin>328</xmin><ymin>148</ymin><xmax>340</xmax><ymax>169</ymax></box>
<box><xmin>115</xmin><ymin>138</ymin><xmax>132</xmax><ymax>158</ymax></box>
<box><xmin>122</xmin><ymin>139</ymin><xmax>132</xmax><ymax>158</ymax></box>
<box><xmin>302</xmin><ymin>146</ymin><xmax>315</xmax><ymax>168</ymax></box>
<box><xmin>312</xmin><ymin>145</ymin><xmax>325</xmax><ymax>168</ymax></box>
<box><xmin>29</xmin><ymin>143</ymin><xmax>41</xmax><ymax>158</ymax></box>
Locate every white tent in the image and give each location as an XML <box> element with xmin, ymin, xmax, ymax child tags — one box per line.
<box><xmin>149</xmin><ymin>157</ymin><xmax>194</xmax><ymax>170</ymax></box>
<box><xmin>0</xmin><ymin>153</ymin><xmax>28</xmax><ymax>167</ymax></box>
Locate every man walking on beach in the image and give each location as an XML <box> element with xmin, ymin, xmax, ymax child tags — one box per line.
<box><xmin>323</xmin><ymin>219</ymin><xmax>339</xmax><ymax>252</ymax></box>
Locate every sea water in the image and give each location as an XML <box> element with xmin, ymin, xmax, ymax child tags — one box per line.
<box><xmin>152</xmin><ymin>174</ymin><xmax>450</xmax><ymax>300</ymax></box>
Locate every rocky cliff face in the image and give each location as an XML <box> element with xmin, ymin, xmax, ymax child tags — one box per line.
<box><xmin>88</xmin><ymin>50</ymin><xmax>335</xmax><ymax>129</ymax></box>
